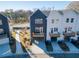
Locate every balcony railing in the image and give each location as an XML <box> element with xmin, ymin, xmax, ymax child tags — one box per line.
<box><xmin>32</xmin><ymin>33</ymin><xmax>44</xmax><ymax>37</ymax></box>
<box><xmin>49</xmin><ymin>32</ymin><xmax>60</xmax><ymax>37</ymax></box>
<box><xmin>63</xmin><ymin>32</ymin><xmax>75</xmax><ymax>37</ymax></box>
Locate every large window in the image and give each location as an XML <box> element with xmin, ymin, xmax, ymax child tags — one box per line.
<box><xmin>64</xmin><ymin>27</ymin><xmax>72</xmax><ymax>32</ymax></box>
<box><xmin>51</xmin><ymin>27</ymin><xmax>58</xmax><ymax>33</ymax></box>
<box><xmin>35</xmin><ymin>19</ymin><xmax>43</xmax><ymax>24</ymax></box>
<box><xmin>35</xmin><ymin>27</ymin><xmax>43</xmax><ymax>33</ymax></box>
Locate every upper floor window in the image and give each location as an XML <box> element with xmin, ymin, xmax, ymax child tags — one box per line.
<box><xmin>66</xmin><ymin>18</ymin><xmax>69</xmax><ymax>23</ymax></box>
<box><xmin>52</xmin><ymin>19</ymin><xmax>59</xmax><ymax>24</ymax></box>
<box><xmin>52</xmin><ymin>19</ymin><xmax>54</xmax><ymax>23</ymax></box>
<box><xmin>56</xmin><ymin>19</ymin><xmax>59</xmax><ymax>21</ymax></box>
<box><xmin>35</xmin><ymin>19</ymin><xmax>43</xmax><ymax>24</ymax></box>
<box><xmin>71</xmin><ymin>18</ymin><xmax>74</xmax><ymax>23</ymax></box>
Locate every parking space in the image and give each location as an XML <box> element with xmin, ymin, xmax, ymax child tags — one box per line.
<box><xmin>45</xmin><ymin>39</ymin><xmax>79</xmax><ymax>53</ymax></box>
<box><xmin>65</xmin><ymin>42</ymin><xmax>79</xmax><ymax>52</ymax></box>
<box><xmin>51</xmin><ymin>42</ymin><xmax>63</xmax><ymax>53</ymax></box>
<box><xmin>0</xmin><ymin>30</ymin><xmax>30</xmax><ymax>58</ymax></box>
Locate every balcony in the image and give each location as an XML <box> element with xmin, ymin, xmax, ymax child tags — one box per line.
<box><xmin>32</xmin><ymin>33</ymin><xmax>44</xmax><ymax>37</ymax></box>
<box><xmin>49</xmin><ymin>32</ymin><xmax>60</xmax><ymax>37</ymax></box>
<box><xmin>63</xmin><ymin>32</ymin><xmax>75</xmax><ymax>37</ymax></box>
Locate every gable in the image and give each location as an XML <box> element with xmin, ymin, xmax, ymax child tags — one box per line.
<box><xmin>47</xmin><ymin>10</ymin><xmax>62</xmax><ymax>20</ymax></box>
<box><xmin>30</xmin><ymin>9</ymin><xmax>47</xmax><ymax>19</ymax></box>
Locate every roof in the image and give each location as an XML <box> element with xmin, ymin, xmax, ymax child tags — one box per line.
<box><xmin>30</xmin><ymin>9</ymin><xmax>47</xmax><ymax>19</ymax></box>
<box><xmin>49</xmin><ymin>9</ymin><xmax>79</xmax><ymax>16</ymax></box>
<box><xmin>66</xmin><ymin>1</ymin><xmax>79</xmax><ymax>13</ymax></box>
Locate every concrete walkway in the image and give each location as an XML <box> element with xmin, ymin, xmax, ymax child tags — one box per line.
<box><xmin>28</xmin><ymin>43</ymin><xmax>51</xmax><ymax>58</ymax></box>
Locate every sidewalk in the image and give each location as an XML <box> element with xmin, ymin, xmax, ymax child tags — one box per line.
<box><xmin>28</xmin><ymin>43</ymin><xmax>51</xmax><ymax>58</ymax></box>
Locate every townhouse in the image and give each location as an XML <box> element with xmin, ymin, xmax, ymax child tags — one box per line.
<box><xmin>47</xmin><ymin>9</ymin><xmax>79</xmax><ymax>42</ymax></box>
<box><xmin>30</xmin><ymin>9</ymin><xmax>79</xmax><ymax>43</ymax></box>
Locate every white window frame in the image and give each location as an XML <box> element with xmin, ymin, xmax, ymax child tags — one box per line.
<box><xmin>35</xmin><ymin>18</ymin><xmax>43</xmax><ymax>24</ymax></box>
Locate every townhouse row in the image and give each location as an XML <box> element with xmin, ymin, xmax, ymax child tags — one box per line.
<box><xmin>30</xmin><ymin>9</ymin><xmax>79</xmax><ymax>42</ymax></box>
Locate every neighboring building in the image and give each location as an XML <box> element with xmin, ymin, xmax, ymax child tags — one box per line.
<box><xmin>47</xmin><ymin>9</ymin><xmax>79</xmax><ymax>42</ymax></box>
<box><xmin>66</xmin><ymin>1</ymin><xmax>79</xmax><ymax>13</ymax></box>
<box><xmin>30</xmin><ymin>9</ymin><xmax>47</xmax><ymax>42</ymax></box>
<box><xmin>0</xmin><ymin>14</ymin><xmax>16</xmax><ymax>53</ymax></box>
<box><xmin>0</xmin><ymin>14</ymin><xmax>10</xmax><ymax>39</ymax></box>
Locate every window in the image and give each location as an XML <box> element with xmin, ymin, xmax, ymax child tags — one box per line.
<box><xmin>71</xmin><ymin>18</ymin><xmax>74</xmax><ymax>23</ymax></box>
<box><xmin>40</xmin><ymin>27</ymin><xmax>43</xmax><ymax>33</ymax></box>
<box><xmin>52</xmin><ymin>19</ymin><xmax>59</xmax><ymax>23</ymax></box>
<box><xmin>35</xmin><ymin>27</ymin><xmax>40</xmax><ymax>33</ymax></box>
<box><xmin>65</xmin><ymin>28</ymin><xmax>67</xmax><ymax>33</ymax></box>
<box><xmin>64</xmin><ymin>27</ymin><xmax>72</xmax><ymax>32</ymax></box>
<box><xmin>54</xmin><ymin>28</ymin><xmax>58</xmax><ymax>32</ymax></box>
<box><xmin>66</xmin><ymin>18</ymin><xmax>69</xmax><ymax>23</ymax></box>
<box><xmin>56</xmin><ymin>19</ymin><xmax>59</xmax><ymax>21</ymax></box>
<box><xmin>52</xmin><ymin>19</ymin><xmax>54</xmax><ymax>23</ymax></box>
<box><xmin>51</xmin><ymin>28</ymin><xmax>53</xmax><ymax>33</ymax></box>
<box><xmin>68</xmin><ymin>27</ymin><xmax>72</xmax><ymax>31</ymax></box>
<box><xmin>0</xmin><ymin>20</ymin><xmax>2</xmax><ymax>25</ymax></box>
<box><xmin>35</xmin><ymin>27</ymin><xmax>43</xmax><ymax>33</ymax></box>
<box><xmin>35</xmin><ymin>19</ymin><xmax>43</xmax><ymax>24</ymax></box>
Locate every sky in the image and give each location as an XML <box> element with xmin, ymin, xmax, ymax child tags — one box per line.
<box><xmin>0</xmin><ymin>1</ymin><xmax>71</xmax><ymax>11</ymax></box>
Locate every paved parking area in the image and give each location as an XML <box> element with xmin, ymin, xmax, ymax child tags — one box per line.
<box><xmin>31</xmin><ymin>39</ymin><xmax>79</xmax><ymax>58</ymax></box>
<box><xmin>1</xmin><ymin>32</ymin><xmax>79</xmax><ymax>58</ymax></box>
<box><xmin>0</xmin><ymin>31</ymin><xmax>30</xmax><ymax>58</ymax></box>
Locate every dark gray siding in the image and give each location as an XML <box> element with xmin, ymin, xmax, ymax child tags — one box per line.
<box><xmin>30</xmin><ymin>9</ymin><xmax>47</xmax><ymax>41</ymax></box>
<box><xmin>0</xmin><ymin>14</ymin><xmax>10</xmax><ymax>39</ymax></box>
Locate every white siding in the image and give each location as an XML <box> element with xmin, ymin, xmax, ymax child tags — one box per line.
<box><xmin>46</xmin><ymin>10</ymin><xmax>79</xmax><ymax>41</ymax></box>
